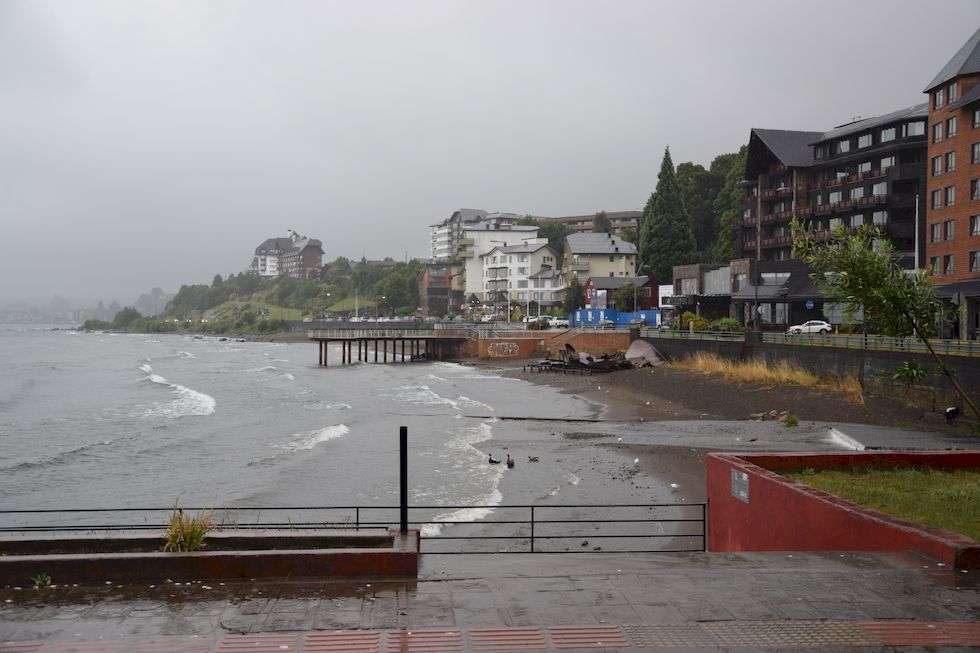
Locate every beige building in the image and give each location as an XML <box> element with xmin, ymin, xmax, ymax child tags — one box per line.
<box><xmin>562</xmin><ymin>232</ymin><xmax>637</xmax><ymax>284</ymax></box>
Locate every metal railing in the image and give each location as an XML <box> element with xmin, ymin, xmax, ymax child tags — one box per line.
<box><xmin>640</xmin><ymin>328</ymin><xmax>746</xmax><ymax>342</ymax></box>
<box><xmin>762</xmin><ymin>332</ymin><xmax>980</xmax><ymax>357</ymax></box>
<box><xmin>640</xmin><ymin>328</ymin><xmax>980</xmax><ymax>357</ymax></box>
<box><xmin>0</xmin><ymin>503</ymin><xmax>706</xmax><ymax>554</ymax></box>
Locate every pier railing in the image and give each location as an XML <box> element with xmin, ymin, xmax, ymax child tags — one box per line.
<box><xmin>0</xmin><ymin>503</ymin><xmax>706</xmax><ymax>554</ymax></box>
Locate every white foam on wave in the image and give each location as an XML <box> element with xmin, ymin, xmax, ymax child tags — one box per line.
<box><xmin>422</xmin><ymin>374</ymin><xmax>447</xmax><ymax>382</ymax></box>
<box><xmin>140</xmin><ymin>372</ymin><xmax>216</xmax><ymax>418</ymax></box>
<box><xmin>421</xmin><ymin>488</ymin><xmax>503</xmax><ymax>538</ymax></box>
<box><xmin>177</xmin><ymin>351</ymin><xmax>197</xmax><ymax>359</ymax></box>
<box><xmin>247</xmin><ymin>365</ymin><xmax>295</xmax><ymax>381</ymax></box>
<box><xmin>276</xmin><ymin>424</ymin><xmax>350</xmax><ymax>452</ymax></box>
<box><xmin>547</xmin><ymin>472</ymin><xmax>581</xmax><ymax>497</ymax></box>
<box><xmin>138</xmin><ymin>363</ymin><xmax>153</xmax><ymax>374</ymax></box>
<box><xmin>385</xmin><ymin>384</ymin><xmax>494</xmax><ymax>412</ymax></box>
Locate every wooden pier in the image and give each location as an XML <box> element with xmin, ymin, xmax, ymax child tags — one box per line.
<box><xmin>308</xmin><ymin>329</ymin><xmax>469</xmax><ymax>366</ymax></box>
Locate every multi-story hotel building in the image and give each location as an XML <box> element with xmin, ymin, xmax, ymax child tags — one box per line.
<box><xmin>537</xmin><ymin>210</ymin><xmax>641</xmax><ymax>235</ymax></box>
<box><xmin>739</xmin><ymin>106</ymin><xmax>927</xmax><ymax>268</ymax></box>
<box><xmin>924</xmin><ymin>26</ymin><xmax>980</xmax><ymax>339</ymax></box>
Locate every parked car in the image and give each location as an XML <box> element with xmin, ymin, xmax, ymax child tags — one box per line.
<box><xmin>787</xmin><ymin>320</ymin><xmax>832</xmax><ymax>335</ymax></box>
<box><xmin>597</xmin><ymin>319</ymin><xmax>616</xmax><ymax>329</ymax></box>
<box><xmin>551</xmin><ymin>317</ymin><xmax>570</xmax><ymax>328</ymax></box>
<box><xmin>479</xmin><ymin>314</ymin><xmax>495</xmax><ymax>323</ymax></box>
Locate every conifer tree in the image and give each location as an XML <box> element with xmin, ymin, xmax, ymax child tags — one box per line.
<box><xmin>640</xmin><ymin>147</ymin><xmax>696</xmax><ymax>283</ymax></box>
<box><xmin>711</xmin><ymin>145</ymin><xmax>748</xmax><ymax>262</ymax></box>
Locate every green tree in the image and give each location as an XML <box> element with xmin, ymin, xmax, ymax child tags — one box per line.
<box><xmin>536</xmin><ymin>221</ymin><xmax>572</xmax><ymax>266</ymax></box>
<box><xmin>640</xmin><ymin>146</ymin><xmax>696</xmax><ymax>283</ymax></box>
<box><xmin>675</xmin><ymin>162</ymin><xmax>714</xmax><ymax>256</ymax></box>
<box><xmin>711</xmin><ymin>145</ymin><xmax>748</xmax><ymax>262</ymax></box>
<box><xmin>113</xmin><ymin>306</ymin><xmax>141</xmax><ymax>328</ymax></box>
<box><xmin>612</xmin><ymin>284</ymin><xmax>638</xmax><ymax>312</ymax></box>
<box><xmin>618</xmin><ymin>226</ymin><xmax>637</xmax><ymax>244</ymax></box>
<box><xmin>793</xmin><ymin>222</ymin><xmax>978</xmax><ymax>421</ymax></box>
<box><xmin>563</xmin><ymin>277</ymin><xmax>585</xmax><ymax>313</ymax></box>
<box><xmin>592</xmin><ymin>210</ymin><xmax>611</xmax><ymax>233</ymax></box>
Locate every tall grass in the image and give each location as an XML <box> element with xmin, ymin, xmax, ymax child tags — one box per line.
<box><xmin>787</xmin><ymin>466</ymin><xmax>980</xmax><ymax>541</ymax></box>
<box><xmin>673</xmin><ymin>352</ymin><xmax>863</xmax><ymax>402</ymax></box>
<box><xmin>162</xmin><ymin>502</ymin><xmax>214</xmax><ymax>552</ymax></box>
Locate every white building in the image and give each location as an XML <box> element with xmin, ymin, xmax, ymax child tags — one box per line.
<box><xmin>459</xmin><ymin>224</ymin><xmax>539</xmax><ymax>301</ymax></box>
<box><xmin>480</xmin><ymin>240</ymin><xmax>559</xmax><ymax>315</ymax></box>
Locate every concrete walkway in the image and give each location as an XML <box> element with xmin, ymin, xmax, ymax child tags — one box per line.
<box><xmin>2</xmin><ymin>551</ymin><xmax>978</xmax><ymax>651</ymax></box>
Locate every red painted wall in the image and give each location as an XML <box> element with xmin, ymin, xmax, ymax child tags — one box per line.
<box><xmin>706</xmin><ymin>451</ymin><xmax>980</xmax><ymax>568</ymax></box>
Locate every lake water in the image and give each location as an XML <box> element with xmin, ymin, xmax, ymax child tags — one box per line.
<box><xmin>0</xmin><ymin>326</ymin><xmax>615</xmax><ymax>539</ymax></box>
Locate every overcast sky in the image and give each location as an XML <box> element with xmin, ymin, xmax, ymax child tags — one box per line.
<box><xmin>3</xmin><ymin>1</ymin><xmax>979</xmax><ymax>305</ymax></box>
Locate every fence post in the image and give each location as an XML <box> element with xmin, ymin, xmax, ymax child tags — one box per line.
<box><xmin>400</xmin><ymin>426</ymin><xmax>408</xmax><ymax>534</ymax></box>
<box><xmin>530</xmin><ymin>505</ymin><xmax>535</xmax><ymax>553</ymax></box>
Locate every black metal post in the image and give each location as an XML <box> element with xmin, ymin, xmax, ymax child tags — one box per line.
<box><xmin>399</xmin><ymin>426</ymin><xmax>408</xmax><ymax>534</ymax></box>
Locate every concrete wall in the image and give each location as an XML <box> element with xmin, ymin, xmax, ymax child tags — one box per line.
<box><xmin>706</xmin><ymin>451</ymin><xmax>980</xmax><ymax>568</ymax></box>
<box><xmin>644</xmin><ymin>335</ymin><xmax>980</xmax><ymax>408</ymax></box>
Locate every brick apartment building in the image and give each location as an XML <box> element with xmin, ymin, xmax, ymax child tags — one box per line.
<box><xmin>251</xmin><ymin>230</ymin><xmax>324</xmax><ymax>279</ymax></box>
<box><xmin>924</xmin><ymin>26</ymin><xmax>980</xmax><ymax>339</ymax></box>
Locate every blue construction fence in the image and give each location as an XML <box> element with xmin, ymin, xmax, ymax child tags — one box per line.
<box><xmin>571</xmin><ymin>308</ymin><xmax>661</xmax><ymax>327</ymax></box>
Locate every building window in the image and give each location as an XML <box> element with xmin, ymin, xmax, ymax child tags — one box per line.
<box><xmin>880</xmin><ymin>155</ymin><xmax>896</xmax><ymax>170</ymax></box>
<box><xmin>858</xmin><ymin>133</ymin><xmax>872</xmax><ymax>148</ymax></box>
<box><xmin>930</xmin><ymin>256</ymin><xmax>940</xmax><ymax>273</ymax></box>
<box><xmin>836</xmin><ymin>139</ymin><xmax>850</xmax><ymax>154</ymax></box>
<box><xmin>904</xmin><ymin>121</ymin><xmax>925</xmax><ymax>137</ymax></box>
<box><xmin>931</xmin><ymin>223</ymin><xmax>942</xmax><ymax>243</ymax></box>
<box><xmin>946</xmin><ymin>151</ymin><xmax>957</xmax><ymax>172</ymax></box>
<box><xmin>872</xmin><ymin>210</ymin><xmax>888</xmax><ymax>226</ymax></box>
<box><xmin>872</xmin><ymin>181</ymin><xmax>887</xmax><ymax>196</ymax></box>
<box><xmin>932</xmin><ymin>155</ymin><xmax>943</xmax><ymax>176</ymax></box>
<box><xmin>973</xmin><ymin>179</ymin><xmax>980</xmax><ymax>201</ymax></box>
<box><xmin>850</xmin><ymin>187</ymin><xmax>865</xmax><ymax>201</ymax></box>
<box><xmin>949</xmin><ymin>82</ymin><xmax>958</xmax><ymax>102</ymax></box>
<box><xmin>830</xmin><ymin>217</ymin><xmax>843</xmax><ymax>230</ymax></box>
<box><xmin>973</xmin><ymin>142</ymin><xmax>980</xmax><ymax>164</ymax></box>
<box><xmin>934</xmin><ymin>88</ymin><xmax>945</xmax><ymax>109</ymax></box>
<box><xmin>931</xmin><ymin>189</ymin><xmax>942</xmax><ymax>209</ymax></box>
<box><xmin>971</xmin><ymin>251</ymin><xmax>980</xmax><ymax>273</ymax></box>
<box><xmin>975</xmin><ymin>109</ymin><xmax>980</xmax><ymax>129</ymax></box>
<box><xmin>829</xmin><ymin>190</ymin><xmax>842</xmax><ymax>204</ymax></box>
<box><xmin>850</xmin><ymin>214</ymin><xmax>863</xmax><ymax>228</ymax></box>
<box><xmin>880</xmin><ymin>126</ymin><xmax>896</xmax><ymax>143</ymax></box>
<box><xmin>946</xmin><ymin>185</ymin><xmax>956</xmax><ymax>206</ymax></box>
<box><xmin>972</xmin><ymin>215</ymin><xmax>980</xmax><ymax>235</ymax></box>
<box><xmin>945</xmin><ymin>220</ymin><xmax>956</xmax><ymax>240</ymax></box>
<box><xmin>947</xmin><ymin>116</ymin><xmax>958</xmax><ymax>138</ymax></box>
<box><xmin>944</xmin><ymin>255</ymin><xmax>954</xmax><ymax>275</ymax></box>
<box><xmin>814</xmin><ymin>144</ymin><xmax>828</xmax><ymax>159</ymax></box>
<box><xmin>857</xmin><ymin>161</ymin><xmax>871</xmax><ymax>174</ymax></box>
<box><xmin>933</xmin><ymin>122</ymin><xmax>943</xmax><ymax>143</ymax></box>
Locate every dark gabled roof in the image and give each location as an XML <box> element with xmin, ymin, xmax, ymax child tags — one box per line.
<box><xmin>948</xmin><ymin>82</ymin><xmax>980</xmax><ymax>111</ymax></box>
<box><xmin>588</xmin><ymin>275</ymin><xmax>650</xmax><ymax>291</ymax></box>
<box><xmin>815</xmin><ymin>103</ymin><xmax>927</xmax><ymax>143</ymax></box>
<box><xmin>529</xmin><ymin>267</ymin><xmax>559</xmax><ymax>280</ymax></box>
<box><xmin>497</xmin><ymin>242</ymin><xmax>551</xmax><ymax>255</ymax></box>
<box><xmin>750</xmin><ymin>128</ymin><xmax>823</xmax><ymax>168</ymax></box>
<box><xmin>254</xmin><ymin>238</ymin><xmax>293</xmax><ymax>255</ymax></box>
<box><xmin>565</xmin><ymin>232</ymin><xmax>637</xmax><ymax>255</ymax></box>
<box><xmin>924</xmin><ymin>26</ymin><xmax>980</xmax><ymax>92</ymax></box>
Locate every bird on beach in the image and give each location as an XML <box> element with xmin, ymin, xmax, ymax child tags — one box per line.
<box><xmin>506</xmin><ymin>454</ymin><xmax>515</xmax><ymax>468</ymax></box>
<box><xmin>528</xmin><ymin>456</ymin><xmax>539</xmax><ymax>462</ymax></box>
<box><xmin>488</xmin><ymin>454</ymin><xmax>501</xmax><ymax>464</ymax></box>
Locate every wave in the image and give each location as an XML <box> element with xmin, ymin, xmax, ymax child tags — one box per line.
<box><xmin>138</xmin><ymin>372</ymin><xmax>216</xmax><ymax>418</ymax></box>
<box><xmin>0</xmin><ymin>437</ymin><xmax>117</xmax><ymax>473</ymax></box>
<box><xmin>138</xmin><ymin>363</ymin><xmax>153</xmax><ymax>374</ymax></box>
<box><xmin>177</xmin><ymin>351</ymin><xmax>197</xmax><ymax>359</ymax></box>
<box><xmin>384</xmin><ymin>384</ymin><xmax>494</xmax><ymax>412</ymax></box>
<box><xmin>420</xmin><ymin>488</ymin><xmax>503</xmax><ymax>538</ymax></box>
<box><xmin>275</xmin><ymin>424</ymin><xmax>350</xmax><ymax>453</ymax></box>
<box><xmin>247</xmin><ymin>365</ymin><xmax>295</xmax><ymax>381</ymax></box>
<box><xmin>546</xmin><ymin>472</ymin><xmax>581</xmax><ymax>498</ymax></box>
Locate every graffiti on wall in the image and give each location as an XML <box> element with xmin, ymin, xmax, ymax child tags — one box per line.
<box><xmin>487</xmin><ymin>341</ymin><xmax>520</xmax><ymax>358</ymax></box>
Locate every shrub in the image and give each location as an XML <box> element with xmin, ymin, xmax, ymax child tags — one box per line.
<box><xmin>709</xmin><ymin>317</ymin><xmax>742</xmax><ymax>332</ymax></box>
<box><xmin>679</xmin><ymin>311</ymin><xmax>710</xmax><ymax>331</ymax></box>
<box><xmin>162</xmin><ymin>501</ymin><xmax>214</xmax><ymax>552</ymax></box>
<box><xmin>892</xmin><ymin>360</ymin><xmax>926</xmax><ymax>387</ymax></box>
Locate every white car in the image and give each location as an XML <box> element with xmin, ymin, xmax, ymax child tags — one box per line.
<box><xmin>787</xmin><ymin>320</ymin><xmax>832</xmax><ymax>335</ymax></box>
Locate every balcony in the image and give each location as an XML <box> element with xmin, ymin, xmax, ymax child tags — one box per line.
<box><xmin>459</xmin><ymin>250</ymin><xmax>474</xmax><ymax>258</ymax></box>
<box><xmin>569</xmin><ymin>262</ymin><xmax>590</xmax><ymax>272</ymax></box>
<box><xmin>886</xmin><ymin>163</ymin><xmax>925</xmax><ymax>181</ymax></box>
<box><xmin>458</xmin><ymin>237</ymin><xmax>474</xmax><ymax>246</ymax></box>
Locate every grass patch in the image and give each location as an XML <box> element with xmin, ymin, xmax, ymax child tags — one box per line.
<box><xmin>786</xmin><ymin>466</ymin><xmax>980</xmax><ymax>541</ymax></box>
<box><xmin>672</xmin><ymin>352</ymin><xmax>863</xmax><ymax>402</ymax></box>
<box><xmin>162</xmin><ymin>502</ymin><xmax>214</xmax><ymax>552</ymax></box>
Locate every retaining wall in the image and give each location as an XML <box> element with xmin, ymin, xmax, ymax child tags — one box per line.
<box><xmin>706</xmin><ymin>451</ymin><xmax>980</xmax><ymax>568</ymax></box>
